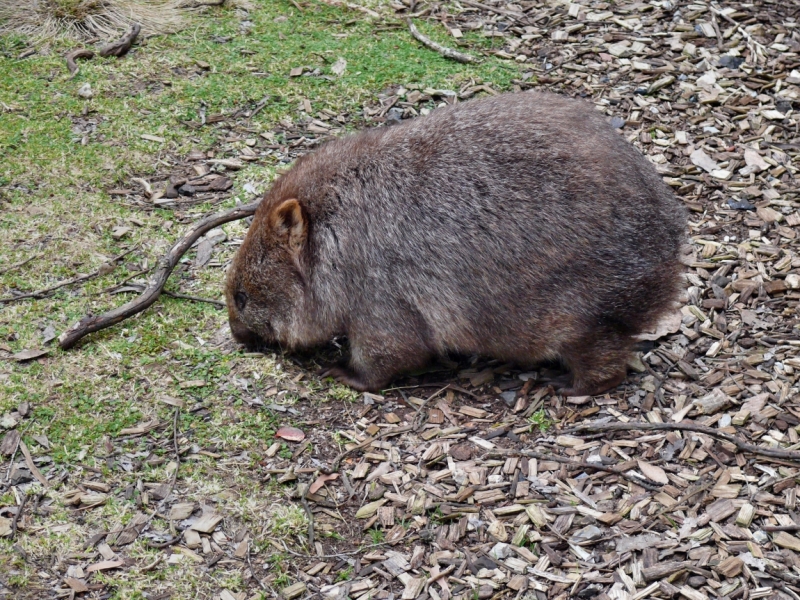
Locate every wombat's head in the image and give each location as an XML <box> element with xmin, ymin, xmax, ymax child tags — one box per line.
<box><xmin>225</xmin><ymin>198</ymin><xmax>308</xmax><ymax>349</ymax></box>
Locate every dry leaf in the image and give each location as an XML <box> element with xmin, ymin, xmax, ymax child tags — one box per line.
<box><xmin>331</xmin><ymin>57</ymin><xmax>347</xmax><ymax>76</ymax></box>
<box><xmin>637</xmin><ymin>460</ymin><xmax>669</xmax><ymax>484</ymax></box>
<box><xmin>12</xmin><ymin>349</ymin><xmax>48</xmax><ymax>362</ymax></box>
<box><xmin>275</xmin><ymin>426</ymin><xmax>305</xmax><ymax>442</ymax></box>
<box><xmin>309</xmin><ymin>473</ymin><xmax>339</xmax><ymax>495</ymax></box>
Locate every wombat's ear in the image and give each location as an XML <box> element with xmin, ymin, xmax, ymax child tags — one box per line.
<box><xmin>270</xmin><ymin>198</ymin><xmax>307</xmax><ymax>255</ymax></box>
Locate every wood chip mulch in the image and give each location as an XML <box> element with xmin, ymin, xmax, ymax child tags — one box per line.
<box><xmin>4</xmin><ymin>1</ymin><xmax>800</xmax><ymax>599</ymax></box>
<box><xmin>267</xmin><ymin>1</ymin><xmax>800</xmax><ymax>600</ymax></box>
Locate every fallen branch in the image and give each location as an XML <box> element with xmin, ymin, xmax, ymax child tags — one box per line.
<box><xmin>58</xmin><ymin>201</ymin><xmax>260</xmax><ymax>350</ymax></box>
<box><xmin>0</xmin><ymin>247</ymin><xmax>136</xmax><ymax>305</ymax></box>
<box><xmin>99</xmin><ymin>23</ymin><xmax>141</xmax><ymax>58</ymax></box>
<box><xmin>407</xmin><ymin>19</ymin><xmax>479</xmax><ymax>63</ymax></box>
<box><xmin>564</xmin><ymin>421</ymin><xmax>800</xmax><ymax>462</ymax></box>
<box><xmin>65</xmin><ymin>49</ymin><xmax>94</xmax><ymax>76</ymax></box>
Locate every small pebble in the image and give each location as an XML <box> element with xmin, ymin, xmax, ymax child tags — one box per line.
<box><xmin>718</xmin><ymin>55</ymin><xmax>745</xmax><ymax>69</ymax></box>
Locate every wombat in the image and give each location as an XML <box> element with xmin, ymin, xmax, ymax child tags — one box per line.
<box><xmin>225</xmin><ymin>91</ymin><xmax>686</xmax><ymax>395</ymax></box>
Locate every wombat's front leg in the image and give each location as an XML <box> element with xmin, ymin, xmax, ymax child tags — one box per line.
<box><xmin>320</xmin><ymin>365</ymin><xmax>380</xmax><ymax>392</ymax></box>
<box><xmin>558</xmin><ymin>332</ymin><xmax>631</xmax><ymax>397</ymax></box>
<box><xmin>323</xmin><ymin>326</ymin><xmax>434</xmax><ymax>392</ymax></box>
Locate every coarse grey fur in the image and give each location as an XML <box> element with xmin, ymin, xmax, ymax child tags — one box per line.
<box><xmin>226</xmin><ymin>91</ymin><xmax>687</xmax><ymax>395</ymax></box>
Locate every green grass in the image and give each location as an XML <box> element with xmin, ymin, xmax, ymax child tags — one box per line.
<box><xmin>0</xmin><ymin>1</ymin><xmax>526</xmax><ymax>596</ymax></box>
<box><xmin>528</xmin><ymin>408</ymin><xmax>554</xmax><ymax>433</ymax></box>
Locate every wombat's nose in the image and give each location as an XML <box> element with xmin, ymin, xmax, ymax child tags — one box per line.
<box><xmin>229</xmin><ymin>319</ymin><xmax>263</xmax><ymax>347</ymax></box>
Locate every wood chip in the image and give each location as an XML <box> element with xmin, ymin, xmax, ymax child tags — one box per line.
<box><xmin>190</xmin><ymin>513</ymin><xmax>223</xmax><ymax>533</ymax></box>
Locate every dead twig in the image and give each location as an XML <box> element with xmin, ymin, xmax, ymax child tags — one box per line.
<box><xmin>281</xmin><ymin>535</ymin><xmax>414</xmax><ymax>559</ymax></box>
<box><xmin>0</xmin><ymin>254</ymin><xmax>41</xmax><ymax>275</ymax></box>
<box><xmin>407</xmin><ymin>19</ymin><xmax>478</xmax><ymax>64</ymax></box>
<box><xmin>413</xmin><ymin>384</ymin><xmax>451</xmax><ymax>431</ymax></box>
<box><xmin>9</xmin><ymin>492</ymin><xmax>27</xmax><ymax>540</ymax></box>
<box><xmin>145</xmin><ymin>536</ymin><xmax>182</xmax><ymax>549</ymax></box>
<box><xmin>764</xmin><ymin>525</ymin><xmax>800</xmax><ymax>532</ymax></box>
<box><xmin>94</xmin><ymin>267</ymin><xmax>154</xmax><ymax>295</ymax></box>
<box><xmin>300</xmin><ymin>485</ymin><xmax>315</xmax><ymax>549</ymax></box>
<box><xmin>1</xmin><ymin>273</ymin><xmax>99</xmax><ymax>304</ymax></box>
<box><xmin>162</xmin><ymin>290</ymin><xmax>226</xmax><ymax>308</ymax></box>
<box><xmin>248</xmin><ymin>96</ymin><xmax>271</xmax><ymax>121</ymax></box>
<box><xmin>655</xmin><ymin>481</ymin><xmax>714</xmax><ymax>517</ymax></box>
<box><xmin>564</xmin><ymin>421</ymin><xmax>800</xmax><ymax>461</ymax></box>
<box><xmin>0</xmin><ymin>246</ymin><xmax>137</xmax><ymax>305</ymax></box>
<box><xmin>19</xmin><ymin>441</ymin><xmax>49</xmax><ymax>487</ymax></box>
<box><xmin>489</xmin><ymin>449</ymin><xmax>664</xmax><ymax>491</ymax></box>
<box><xmin>138</xmin><ymin>555</ymin><xmax>162</xmax><ymax>572</ymax></box>
<box><xmin>710</xmin><ymin>12</ymin><xmax>724</xmax><ymax>52</ymax></box>
<box><xmin>2</xmin><ymin>435</ymin><xmax>22</xmax><ymax>486</ymax></box>
<box><xmin>425</xmin><ymin>565</ymin><xmax>455</xmax><ymax>591</ymax></box>
<box><xmin>144</xmin><ymin>408</ymin><xmax>182</xmax><ymax>529</ymax></box>
<box><xmin>58</xmin><ymin>201</ymin><xmax>259</xmax><ymax>350</ymax></box>
<box><xmin>65</xmin><ymin>49</ymin><xmax>94</xmax><ymax>76</ymax></box>
<box><xmin>182</xmin><ymin>0</ymin><xmax>225</xmax><ymax>6</ymax></box>
<box><xmin>709</xmin><ymin>3</ymin><xmax>767</xmax><ymax>58</ymax></box>
<box><xmin>247</xmin><ymin>551</ymin><xmax>269</xmax><ymax>590</ymax></box>
<box><xmin>99</xmin><ymin>23</ymin><xmax>141</xmax><ymax>58</ymax></box>
<box><xmin>324</xmin><ymin>425</ymin><xmax>413</xmax><ymax>475</ymax></box>
<box><xmin>315</xmin><ymin>0</ymin><xmax>380</xmax><ymax>18</ymax></box>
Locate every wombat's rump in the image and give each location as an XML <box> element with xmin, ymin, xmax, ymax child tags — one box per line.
<box><xmin>226</xmin><ymin>91</ymin><xmax>686</xmax><ymax>395</ymax></box>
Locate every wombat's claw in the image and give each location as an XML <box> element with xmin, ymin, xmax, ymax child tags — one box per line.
<box><xmin>557</xmin><ymin>371</ymin><xmax>627</xmax><ymax>397</ymax></box>
<box><xmin>319</xmin><ymin>366</ymin><xmax>371</xmax><ymax>391</ymax></box>
<box><xmin>557</xmin><ymin>387</ymin><xmax>591</xmax><ymax>398</ymax></box>
<box><xmin>546</xmin><ymin>373</ymin><xmax>573</xmax><ymax>389</ymax></box>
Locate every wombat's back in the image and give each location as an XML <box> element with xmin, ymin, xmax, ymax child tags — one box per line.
<box><xmin>251</xmin><ymin>91</ymin><xmax>686</xmax><ymax>393</ymax></box>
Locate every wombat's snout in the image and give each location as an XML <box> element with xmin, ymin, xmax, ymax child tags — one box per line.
<box><xmin>229</xmin><ymin>316</ymin><xmax>264</xmax><ymax>348</ymax></box>
<box><xmin>227</xmin><ymin>291</ymin><xmax>266</xmax><ymax>347</ymax></box>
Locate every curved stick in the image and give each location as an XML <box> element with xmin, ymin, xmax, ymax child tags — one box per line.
<box><xmin>66</xmin><ymin>49</ymin><xmax>95</xmax><ymax>76</ymax></box>
<box><xmin>99</xmin><ymin>23</ymin><xmax>142</xmax><ymax>58</ymax></box>
<box><xmin>407</xmin><ymin>19</ymin><xmax>478</xmax><ymax>64</ymax></box>
<box><xmin>58</xmin><ymin>201</ymin><xmax>260</xmax><ymax>350</ymax></box>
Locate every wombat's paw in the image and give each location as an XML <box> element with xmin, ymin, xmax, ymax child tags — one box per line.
<box><xmin>558</xmin><ymin>371</ymin><xmax>627</xmax><ymax>397</ymax></box>
<box><xmin>319</xmin><ymin>366</ymin><xmax>374</xmax><ymax>392</ymax></box>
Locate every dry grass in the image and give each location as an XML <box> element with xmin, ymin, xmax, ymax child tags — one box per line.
<box><xmin>0</xmin><ymin>0</ymin><xmax>191</xmax><ymax>40</ymax></box>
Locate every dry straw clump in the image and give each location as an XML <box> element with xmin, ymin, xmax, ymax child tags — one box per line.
<box><xmin>0</xmin><ymin>0</ymin><xmax>192</xmax><ymax>40</ymax></box>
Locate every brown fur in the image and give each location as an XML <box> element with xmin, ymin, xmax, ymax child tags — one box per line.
<box><xmin>225</xmin><ymin>91</ymin><xmax>687</xmax><ymax>395</ymax></box>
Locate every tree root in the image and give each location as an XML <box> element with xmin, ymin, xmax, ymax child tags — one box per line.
<box><xmin>99</xmin><ymin>23</ymin><xmax>142</xmax><ymax>58</ymax></box>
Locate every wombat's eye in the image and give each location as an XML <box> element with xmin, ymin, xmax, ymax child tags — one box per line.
<box><xmin>234</xmin><ymin>292</ymin><xmax>248</xmax><ymax>312</ymax></box>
